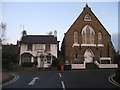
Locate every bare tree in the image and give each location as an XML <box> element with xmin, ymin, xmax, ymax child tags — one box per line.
<box><xmin>0</xmin><ymin>22</ymin><xmax>6</xmax><ymax>45</ymax></box>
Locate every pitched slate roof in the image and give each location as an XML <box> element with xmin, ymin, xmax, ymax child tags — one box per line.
<box><xmin>20</xmin><ymin>35</ymin><xmax>57</xmax><ymax>44</ymax></box>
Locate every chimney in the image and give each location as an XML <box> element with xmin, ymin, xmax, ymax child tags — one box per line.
<box><xmin>22</xmin><ymin>30</ymin><xmax>27</xmax><ymax>36</ymax></box>
<box><xmin>54</xmin><ymin>30</ymin><xmax>57</xmax><ymax>37</ymax></box>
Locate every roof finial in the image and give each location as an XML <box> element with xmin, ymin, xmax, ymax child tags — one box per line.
<box><xmin>83</xmin><ymin>1</ymin><xmax>91</xmax><ymax>10</ymax></box>
<box><xmin>86</xmin><ymin>2</ymin><xmax>88</xmax><ymax>7</ymax></box>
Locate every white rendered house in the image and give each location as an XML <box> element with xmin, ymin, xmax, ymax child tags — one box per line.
<box><xmin>19</xmin><ymin>30</ymin><xmax>58</xmax><ymax>68</ymax></box>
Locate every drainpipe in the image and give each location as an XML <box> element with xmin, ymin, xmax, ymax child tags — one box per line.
<box><xmin>19</xmin><ymin>55</ymin><xmax>21</xmax><ymax>66</ymax></box>
<box><xmin>37</xmin><ymin>57</ymin><xmax>40</xmax><ymax>68</ymax></box>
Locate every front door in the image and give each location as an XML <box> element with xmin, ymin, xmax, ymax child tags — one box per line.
<box><xmin>84</xmin><ymin>49</ymin><xmax>94</xmax><ymax>63</ymax></box>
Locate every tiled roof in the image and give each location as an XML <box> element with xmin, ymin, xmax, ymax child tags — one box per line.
<box><xmin>20</xmin><ymin>35</ymin><xmax>57</xmax><ymax>44</ymax></box>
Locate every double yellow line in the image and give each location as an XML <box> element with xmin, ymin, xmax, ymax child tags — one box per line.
<box><xmin>108</xmin><ymin>74</ymin><xmax>120</xmax><ymax>87</ymax></box>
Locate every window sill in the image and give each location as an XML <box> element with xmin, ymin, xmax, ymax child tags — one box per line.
<box><xmin>72</xmin><ymin>44</ymin><xmax>80</xmax><ymax>47</ymax></box>
<box><xmin>84</xmin><ymin>19</ymin><xmax>91</xmax><ymax>21</ymax></box>
<box><xmin>81</xmin><ymin>44</ymin><xmax>96</xmax><ymax>46</ymax></box>
<box><xmin>100</xmin><ymin>57</ymin><xmax>111</xmax><ymax>60</ymax></box>
<box><xmin>97</xmin><ymin>44</ymin><xmax>104</xmax><ymax>47</ymax></box>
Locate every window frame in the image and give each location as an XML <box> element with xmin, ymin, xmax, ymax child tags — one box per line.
<box><xmin>98</xmin><ymin>32</ymin><xmax>102</xmax><ymax>44</ymax></box>
<box><xmin>84</xmin><ymin>14</ymin><xmax>92</xmax><ymax>21</ymax></box>
<box><xmin>73</xmin><ymin>31</ymin><xmax>79</xmax><ymax>47</ymax></box>
<box><xmin>74</xmin><ymin>31</ymin><xmax>79</xmax><ymax>44</ymax></box>
<box><xmin>81</xmin><ymin>25</ymin><xmax>95</xmax><ymax>45</ymax></box>
<box><xmin>45</xmin><ymin>44</ymin><xmax>50</xmax><ymax>52</ymax></box>
<box><xmin>27</xmin><ymin>44</ymin><xmax>32</xmax><ymax>51</ymax></box>
<box><xmin>35</xmin><ymin>44</ymin><xmax>44</xmax><ymax>51</ymax></box>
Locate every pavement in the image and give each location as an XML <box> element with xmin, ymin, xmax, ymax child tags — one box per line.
<box><xmin>0</xmin><ymin>72</ymin><xmax>14</xmax><ymax>84</ymax></box>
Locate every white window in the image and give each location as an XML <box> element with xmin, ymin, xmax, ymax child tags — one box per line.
<box><xmin>84</xmin><ymin>14</ymin><xmax>91</xmax><ymax>21</ymax></box>
<box><xmin>35</xmin><ymin>44</ymin><xmax>44</xmax><ymax>50</ymax></box>
<box><xmin>74</xmin><ymin>31</ymin><xmax>78</xmax><ymax>44</ymax></box>
<box><xmin>73</xmin><ymin>31</ymin><xmax>79</xmax><ymax>47</ymax></box>
<box><xmin>98</xmin><ymin>32</ymin><xmax>102</xmax><ymax>44</ymax></box>
<box><xmin>91</xmin><ymin>31</ymin><xmax>95</xmax><ymax>44</ymax></box>
<box><xmin>81</xmin><ymin>25</ymin><xmax>95</xmax><ymax>44</ymax></box>
<box><xmin>27</xmin><ymin>44</ymin><xmax>32</xmax><ymax>51</ymax></box>
<box><xmin>82</xmin><ymin>31</ymin><xmax>85</xmax><ymax>44</ymax></box>
<box><xmin>45</xmin><ymin>44</ymin><xmax>50</xmax><ymax>52</ymax></box>
<box><xmin>86</xmin><ymin>26</ymin><xmax>91</xmax><ymax>44</ymax></box>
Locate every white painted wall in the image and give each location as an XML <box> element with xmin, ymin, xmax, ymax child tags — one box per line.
<box><xmin>99</xmin><ymin>64</ymin><xmax>118</xmax><ymax>68</ymax></box>
<box><xmin>50</xmin><ymin>44</ymin><xmax>57</xmax><ymax>58</ymax></box>
<box><xmin>20</xmin><ymin>44</ymin><xmax>27</xmax><ymax>54</ymax></box>
<box><xmin>19</xmin><ymin>40</ymin><xmax>57</xmax><ymax>67</ymax></box>
<box><xmin>20</xmin><ymin>43</ymin><xmax>57</xmax><ymax>57</ymax></box>
<box><xmin>94</xmin><ymin>61</ymin><xmax>118</xmax><ymax>68</ymax></box>
<box><xmin>71</xmin><ymin>64</ymin><xmax>85</xmax><ymax>69</ymax></box>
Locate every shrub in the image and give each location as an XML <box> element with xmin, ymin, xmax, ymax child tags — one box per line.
<box><xmin>51</xmin><ymin>59</ymin><xmax>60</xmax><ymax>67</ymax></box>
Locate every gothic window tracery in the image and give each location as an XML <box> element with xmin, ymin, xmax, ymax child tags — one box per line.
<box><xmin>98</xmin><ymin>32</ymin><xmax>102</xmax><ymax>44</ymax></box>
<box><xmin>81</xmin><ymin>25</ymin><xmax>95</xmax><ymax>44</ymax></box>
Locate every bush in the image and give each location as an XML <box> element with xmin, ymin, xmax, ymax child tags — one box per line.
<box><xmin>51</xmin><ymin>59</ymin><xmax>60</xmax><ymax>67</ymax></box>
<box><xmin>21</xmin><ymin>62</ymin><xmax>34</xmax><ymax>67</ymax></box>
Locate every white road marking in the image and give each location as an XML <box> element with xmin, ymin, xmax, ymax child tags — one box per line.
<box><xmin>61</xmin><ymin>81</ymin><xmax>65</xmax><ymax>90</ymax></box>
<box><xmin>28</xmin><ymin>77</ymin><xmax>39</xmax><ymax>85</ymax></box>
<box><xmin>1</xmin><ymin>73</ymin><xmax>19</xmax><ymax>87</ymax></box>
<box><xmin>108</xmin><ymin>74</ymin><xmax>120</xmax><ymax>87</ymax></box>
<box><xmin>59</xmin><ymin>73</ymin><xmax>62</xmax><ymax>78</ymax></box>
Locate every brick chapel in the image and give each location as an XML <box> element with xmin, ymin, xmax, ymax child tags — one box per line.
<box><xmin>61</xmin><ymin>4</ymin><xmax>117</xmax><ymax>69</ymax></box>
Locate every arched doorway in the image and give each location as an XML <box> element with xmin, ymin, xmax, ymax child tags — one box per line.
<box><xmin>84</xmin><ymin>49</ymin><xmax>94</xmax><ymax>63</ymax></box>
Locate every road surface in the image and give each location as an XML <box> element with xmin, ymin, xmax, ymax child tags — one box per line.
<box><xmin>2</xmin><ymin>69</ymin><xmax>118</xmax><ymax>89</ymax></box>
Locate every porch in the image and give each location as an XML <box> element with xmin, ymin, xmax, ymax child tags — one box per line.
<box><xmin>19</xmin><ymin>52</ymin><xmax>56</xmax><ymax>68</ymax></box>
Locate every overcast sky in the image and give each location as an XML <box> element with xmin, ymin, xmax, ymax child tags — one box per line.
<box><xmin>1</xmin><ymin>1</ymin><xmax>119</xmax><ymax>51</ymax></box>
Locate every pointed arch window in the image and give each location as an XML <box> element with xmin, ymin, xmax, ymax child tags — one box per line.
<box><xmin>98</xmin><ymin>32</ymin><xmax>102</xmax><ymax>44</ymax></box>
<box><xmin>73</xmin><ymin>31</ymin><xmax>79</xmax><ymax>47</ymax></box>
<box><xmin>82</xmin><ymin>31</ymin><xmax>85</xmax><ymax>44</ymax></box>
<box><xmin>91</xmin><ymin>31</ymin><xmax>95</xmax><ymax>44</ymax></box>
<box><xmin>86</xmin><ymin>26</ymin><xmax>91</xmax><ymax>44</ymax></box>
<box><xmin>84</xmin><ymin>14</ymin><xmax>91</xmax><ymax>21</ymax></box>
<box><xmin>81</xmin><ymin>25</ymin><xmax>95</xmax><ymax>45</ymax></box>
<box><xmin>74</xmin><ymin>31</ymin><xmax>78</xmax><ymax>44</ymax></box>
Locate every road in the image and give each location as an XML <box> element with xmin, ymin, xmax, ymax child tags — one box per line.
<box><xmin>2</xmin><ymin>69</ymin><xmax>118</xmax><ymax>89</ymax></box>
